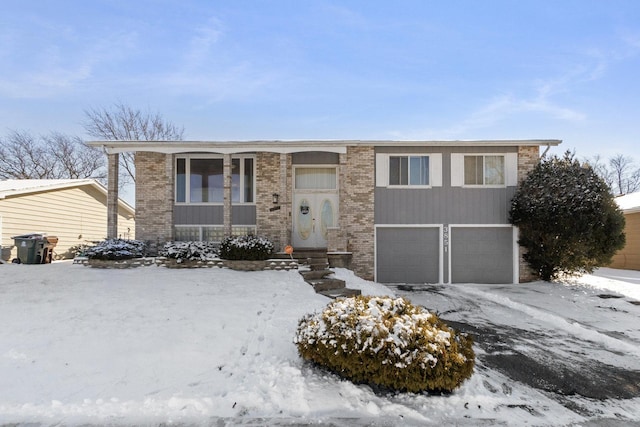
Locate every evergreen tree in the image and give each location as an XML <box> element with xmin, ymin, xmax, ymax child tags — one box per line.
<box><xmin>510</xmin><ymin>151</ymin><xmax>625</xmax><ymax>281</ymax></box>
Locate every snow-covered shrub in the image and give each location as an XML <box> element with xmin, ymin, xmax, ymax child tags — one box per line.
<box><xmin>218</xmin><ymin>235</ymin><xmax>274</xmax><ymax>261</ymax></box>
<box><xmin>510</xmin><ymin>151</ymin><xmax>625</xmax><ymax>281</ymax></box>
<box><xmin>84</xmin><ymin>239</ymin><xmax>147</xmax><ymax>260</ymax></box>
<box><xmin>159</xmin><ymin>241</ymin><xmax>219</xmax><ymax>261</ymax></box>
<box><xmin>294</xmin><ymin>295</ymin><xmax>474</xmax><ymax>393</ymax></box>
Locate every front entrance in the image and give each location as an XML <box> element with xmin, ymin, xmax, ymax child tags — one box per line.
<box><xmin>292</xmin><ymin>167</ymin><xmax>338</xmax><ymax>248</ymax></box>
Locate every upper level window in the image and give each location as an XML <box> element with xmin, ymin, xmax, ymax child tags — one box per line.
<box><xmin>376</xmin><ymin>153</ymin><xmax>442</xmax><ymax>188</ymax></box>
<box><xmin>176</xmin><ymin>155</ymin><xmax>255</xmax><ymax>204</ymax></box>
<box><xmin>389</xmin><ymin>156</ymin><xmax>429</xmax><ymax>186</ymax></box>
<box><xmin>464</xmin><ymin>155</ymin><xmax>505</xmax><ymax>186</ymax></box>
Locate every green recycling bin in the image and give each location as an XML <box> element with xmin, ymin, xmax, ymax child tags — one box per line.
<box><xmin>12</xmin><ymin>234</ymin><xmax>57</xmax><ymax>264</ymax></box>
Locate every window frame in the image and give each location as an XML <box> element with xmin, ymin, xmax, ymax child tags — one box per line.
<box><xmin>462</xmin><ymin>154</ymin><xmax>506</xmax><ymax>188</ymax></box>
<box><xmin>376</xmin><ymin>152</ymin><xmax>442</xmax><ymax>189</ymax></box>
<box><xmin>293</xmin><ymin>165</ymin><xmax>339</xmax><ymax>191</ymax></box>
<box><xmin>175</xmin><ymin>154</ymin><xmax>256</xmax><ymax>205</ymax></box>
<box><xmin>174</xmin><ymin>225</ymin><xmax>257</xmax><ymax>242</ymax></box>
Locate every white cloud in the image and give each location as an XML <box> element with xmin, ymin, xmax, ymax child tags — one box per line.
<box><xmin>184</xmin><ymin>17</ymin><xmax>224</xmax><ymax>70</ymax></box>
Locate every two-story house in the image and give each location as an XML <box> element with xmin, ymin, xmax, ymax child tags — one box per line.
<box><xmin>88</xmin><ymin>139</ymin><xmax>561</xmax><ymax>284</ymax></box>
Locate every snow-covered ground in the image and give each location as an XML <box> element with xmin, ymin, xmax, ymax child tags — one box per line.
<box><xmin>0</xmin><ymin>262</ymin><xmax>639</xmax><ymax>426</ymax></box>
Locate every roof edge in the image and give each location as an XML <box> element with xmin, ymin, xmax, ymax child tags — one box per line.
<box><xmin>0</xmin><ymin>179</ymin><xmax>135</xmax><ymax>215</ymax></box>
<box><xmin>86</xmin><ymin>139</ymin><xmax>562</xmax><ymax>154</ymax></box>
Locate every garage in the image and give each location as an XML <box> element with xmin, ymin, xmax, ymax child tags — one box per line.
<box><xmin>376</xmin><ymin>227</ymin><xmax>440</xmax><ymax>283</ymax></box>
<box><xmin>450</xmin><ymin>226</ymin><xmax>514</xmax><ymax>284</ymax></box>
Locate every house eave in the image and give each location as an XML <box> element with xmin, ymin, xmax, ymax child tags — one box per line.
<box><xmin>86</xmin><ymin>139</ymin><xmax>562</xmax><ymax>154</ymax></box>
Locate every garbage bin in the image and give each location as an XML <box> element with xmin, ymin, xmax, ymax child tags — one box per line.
<box><xmin>1</xmin><ymin>246</ymin><xmax>12</xmax><ymax>262</ymax></box>
<box><xmin>12</xmin><ymin>234</ymin><xmax>58</xmax><ymax>264</ymax></box>
<box><xmin>44</xmin><ymin>236</ymin><xmax>58</xmax><ymax>263</ymax></box>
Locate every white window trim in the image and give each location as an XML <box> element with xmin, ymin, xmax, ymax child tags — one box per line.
<box><xmin>451</xmin><ymin>152</ymin><xmax>517</xmax><ymax>188</ymax></box>
<box><xmin>375</xmin><ymin>153</ymin><xmax>442</xmax><ymax>188</ymax></box>
<box><xmin>175</xmin><ymin>154</ymin><xmax>256</xmax><ymax>205</ymax></box>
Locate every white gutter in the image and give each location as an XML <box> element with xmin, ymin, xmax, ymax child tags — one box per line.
<box><xmin>86</xmin><ymin>139</ymin><xmax>563</xmax><ymax>154</ymax></box>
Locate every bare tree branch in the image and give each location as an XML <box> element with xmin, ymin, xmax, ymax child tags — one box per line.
<box><xmin>83</xmin><ymin>103</ymin><xmax>185</xmax><ymax>184</ymax></box>
<box><xmin>0</xmin><ymin>130</ymin><xmax>105</xmax><ymax>181</ymax></box>
<box><xmin>585</xmin><ymin>153</ymin><xmax>640</xmax><ymax>196</ymax></box>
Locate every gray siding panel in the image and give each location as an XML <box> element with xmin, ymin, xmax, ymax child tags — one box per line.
<box><xmin>375</xmin><ymin>145</ymin><xmax>518</xmax><ymax>225</ymax></box>
<box><xmin>174</xmin><ymin>205</ymin><xmax>256</xmax><ymax>225</ymax></box>
<box><xmin>375</xmin><ymin>187</ymin><xmax>516</xmax><ymax>224</ymax></box>
<box><xmin>376</xmin><ymin>227</ymin><xmax>439</xmax><ymax>283</ymax></box>
<box><xmin>451</xmin><ymin>227</ymin><xmax>513</xmax><ymax>284</ymax></box>
<box><xmin>292</xmin><ymin>152</ymin><xmax>339</xmax><ymax>164</ymax></box>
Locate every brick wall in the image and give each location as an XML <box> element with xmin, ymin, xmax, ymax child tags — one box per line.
<box><xmin>255</xmin><ymin>152</ymin><xmax>290</xmax><ymax>251</ymax></box>
<box><xmin>517</xmin><ymin>145</ymin><xmax>541</xmax><ymax>282</ymax></box>
<box><xmin>135</xmin><ymin>152</ymin><xmax>174</xmax><ymax>245</ymax></box>
<box><xmin>342</xmin><ymin>146</ymin><xmax>375</xmax><ymax>280</ymax></box>
<box><xmin>518</xmin><ymin>145</ymin><xmax>540</xmax><ymax>183</ymax></box>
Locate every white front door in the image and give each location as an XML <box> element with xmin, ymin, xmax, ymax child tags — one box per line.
<box><xmin>292</xmin><ymin>167</ymin><xmax>339</xmax><ymax>248</ymax></box>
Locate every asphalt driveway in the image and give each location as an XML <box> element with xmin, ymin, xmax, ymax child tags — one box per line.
<box><xmin>392</xmin><ymin>278</ymin><xmax>640</xmax><ymax>419</ymax></box>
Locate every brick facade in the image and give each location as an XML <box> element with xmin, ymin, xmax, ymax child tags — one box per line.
<box><xmin>517</xmin><ymin>145</ymin><xmax>541</xmax><ymax>282</ymax></box>
<box><xmin>107</xmin><ymin>153</ymin><xmax>120</xmax><ymax>239</ymax></box>
<box><xmin>135</xmin><ymin>152</ymin><xmax>174</xmax><ymax>245</ymax></box>
<box><xmin>255</xmin><ymin>152</ymin><xmax>291</xmax><ymax>251</ymax></box>
<box><xmin>341</xmin><ymin>146</ymin><xmax>375</xmax><ymax>280</ymax></box>
<box><xmin>127</xmin><ymin>142</ymin><xmax>546</xmax><ymax>283</ymax></box>
<box><xmin>517</xmin><ymin>145</ymin><xmax>540</xmax><ymax>184</ymax></box>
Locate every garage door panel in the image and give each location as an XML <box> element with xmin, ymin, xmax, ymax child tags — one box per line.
<box><xmin>376</xmin><ymin>228</ymin><xmax>439</xmax><ymax>283</ymax></box>
<box><xmin>451</xmin><ymin>227</ymin><xmax>513</xmax><ymax>284</ymax></box>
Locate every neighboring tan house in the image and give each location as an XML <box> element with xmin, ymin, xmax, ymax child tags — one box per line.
<box><xmin>88</xmin><ymin>139</ymin><xmax>561</xmax><ymax>284</ymax></box>
<box><xmin>609</xmin><ymin>192</ymin><xmax>640</xmax><ymax>270</ymax></box>
<box><xmin>0</xmin><ymin>179</ymin><xmax>135</xmax><ymax>260</ymax></box>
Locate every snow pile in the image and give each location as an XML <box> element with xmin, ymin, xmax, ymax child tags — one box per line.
<box><xmin>0</xmin><ymin>262</ymin><xmax>638</xmax><ymax>426</ymax></box>
<box><xmin>159</xmin><ymin>241</ymin><xmax>219</xmax><ymax>261</ymax></box>
<box><xmin>295</xmin><ymin>295</ymin><xmax>474</xmax><ymax>392</ymax></box>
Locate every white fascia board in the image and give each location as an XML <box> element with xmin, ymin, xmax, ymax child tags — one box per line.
<box><xmin>87</xmin><ymin>139</ymin><xmax>562</xmax><ymax>154</ymax></box>
<box><xmin>87</xmin><ymin>141</ymin><xmax>349</xmax><ymax>154</ymax></box>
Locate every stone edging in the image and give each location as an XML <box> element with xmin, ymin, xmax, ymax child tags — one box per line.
<box><xmin>74</xmin><ymin>257</ymin><xmax>298</xmax><ymax>271</ymax></box>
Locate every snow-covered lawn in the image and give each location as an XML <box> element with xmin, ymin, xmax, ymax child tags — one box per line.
<box><xmin>0</xmin><ymin>262</ymin><xmax>639</xmax><ymax>426</ymax></box>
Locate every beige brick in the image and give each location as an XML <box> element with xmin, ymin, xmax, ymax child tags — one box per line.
<box><xmin>342</xmin><ymin>146</ymin><xmax>375</xmax><ymax>280</ymax></box>
<box><xmin>517</xmin><ymin>146</ymin><xmax>541</xmax><ymax>282</ymax></box>
<box><xmin>255</xmin><ymin>152</ymin><xmax>290</xmax><ymax>251</ymax></box>
<box><xmin>135</xmin><ymin>152</ymin><xmax>174</xmax><ymax>245</ymax></box>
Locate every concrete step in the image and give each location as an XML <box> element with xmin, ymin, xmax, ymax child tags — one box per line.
<box><xmin>307</xmin><ymin>259</ymin><xmax>329</xmax><ymax>271</ymax></box>
<box><xmin>299</xmin><ymin>269</ymin><xmax>334</xmax><ymax>280</ymax></box>
<box><xmin>273</xmin><ymin>249</ymin><xmax>327</xmax><ymax>261</ymax></box>
<box><xmin>318</xmin><ymin>287</ymin><xmax>362</xmax><ymax>299</ymax></box>
<box><xmin>308</xmin><ymin>278</ymin><xmax>346</xmax><ymax>292</ymax></box>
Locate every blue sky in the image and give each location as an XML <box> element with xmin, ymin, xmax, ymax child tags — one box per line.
<box><xmin>1</xmin><ymin>0</ymin><xmax>639</xmax><ymax>160</ymax></box>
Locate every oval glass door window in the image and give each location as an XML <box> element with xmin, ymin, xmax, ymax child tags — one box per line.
<box><xmin>297</xmin><ymin>198</ymin><xmax>312</xmax><ymax>240</ymax></box>
<box><xmin>320</xmin><ymin>199</ymin><xmax>334</xmax><ymax>239</ymax></box>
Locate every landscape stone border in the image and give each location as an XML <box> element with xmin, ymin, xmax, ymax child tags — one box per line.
<box><xmin>74</xmin><ymin>256</ymin><xmax>298</xmax><ymax>271</ymax></box>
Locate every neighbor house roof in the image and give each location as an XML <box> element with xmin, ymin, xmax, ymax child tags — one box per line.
<box><xmin>615</xmin><ymin>192</ymin><xmax>640</xmax><ymax>214</ymax></box>
<box><xmin>87</xmin><ymin>139</ymin><xmax>562</xmax><ymax>155</ymax></box>
<box><xmin>0</xmin><ymin>179</ymin><xmax>135</xmax><ymax>216</ymax></box>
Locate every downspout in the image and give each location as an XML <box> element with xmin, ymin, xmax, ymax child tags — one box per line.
<box><xmin>541</xmin><ymin>143</ymin><xmax>551</xmax><ymax>159</ymax></box>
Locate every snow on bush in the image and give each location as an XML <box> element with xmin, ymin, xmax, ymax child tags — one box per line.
<box><xmin>84</xmin><ymin>239</ymin><xmax>147</xmax><ymax>260</ymax></box>
<box><xmin>159</xmin><ymin>241</ymin><xmax>219</xmax><ymax>261</ymax></box>
<box><xmin>218</xmin><ymin>235</ymin><xmax>274</xmax><ymax>261</ymax></box>
<box><xmin>295</xmin><ymin>295</ymin><xmax>475</xmax><ymax>393</ymax></box>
